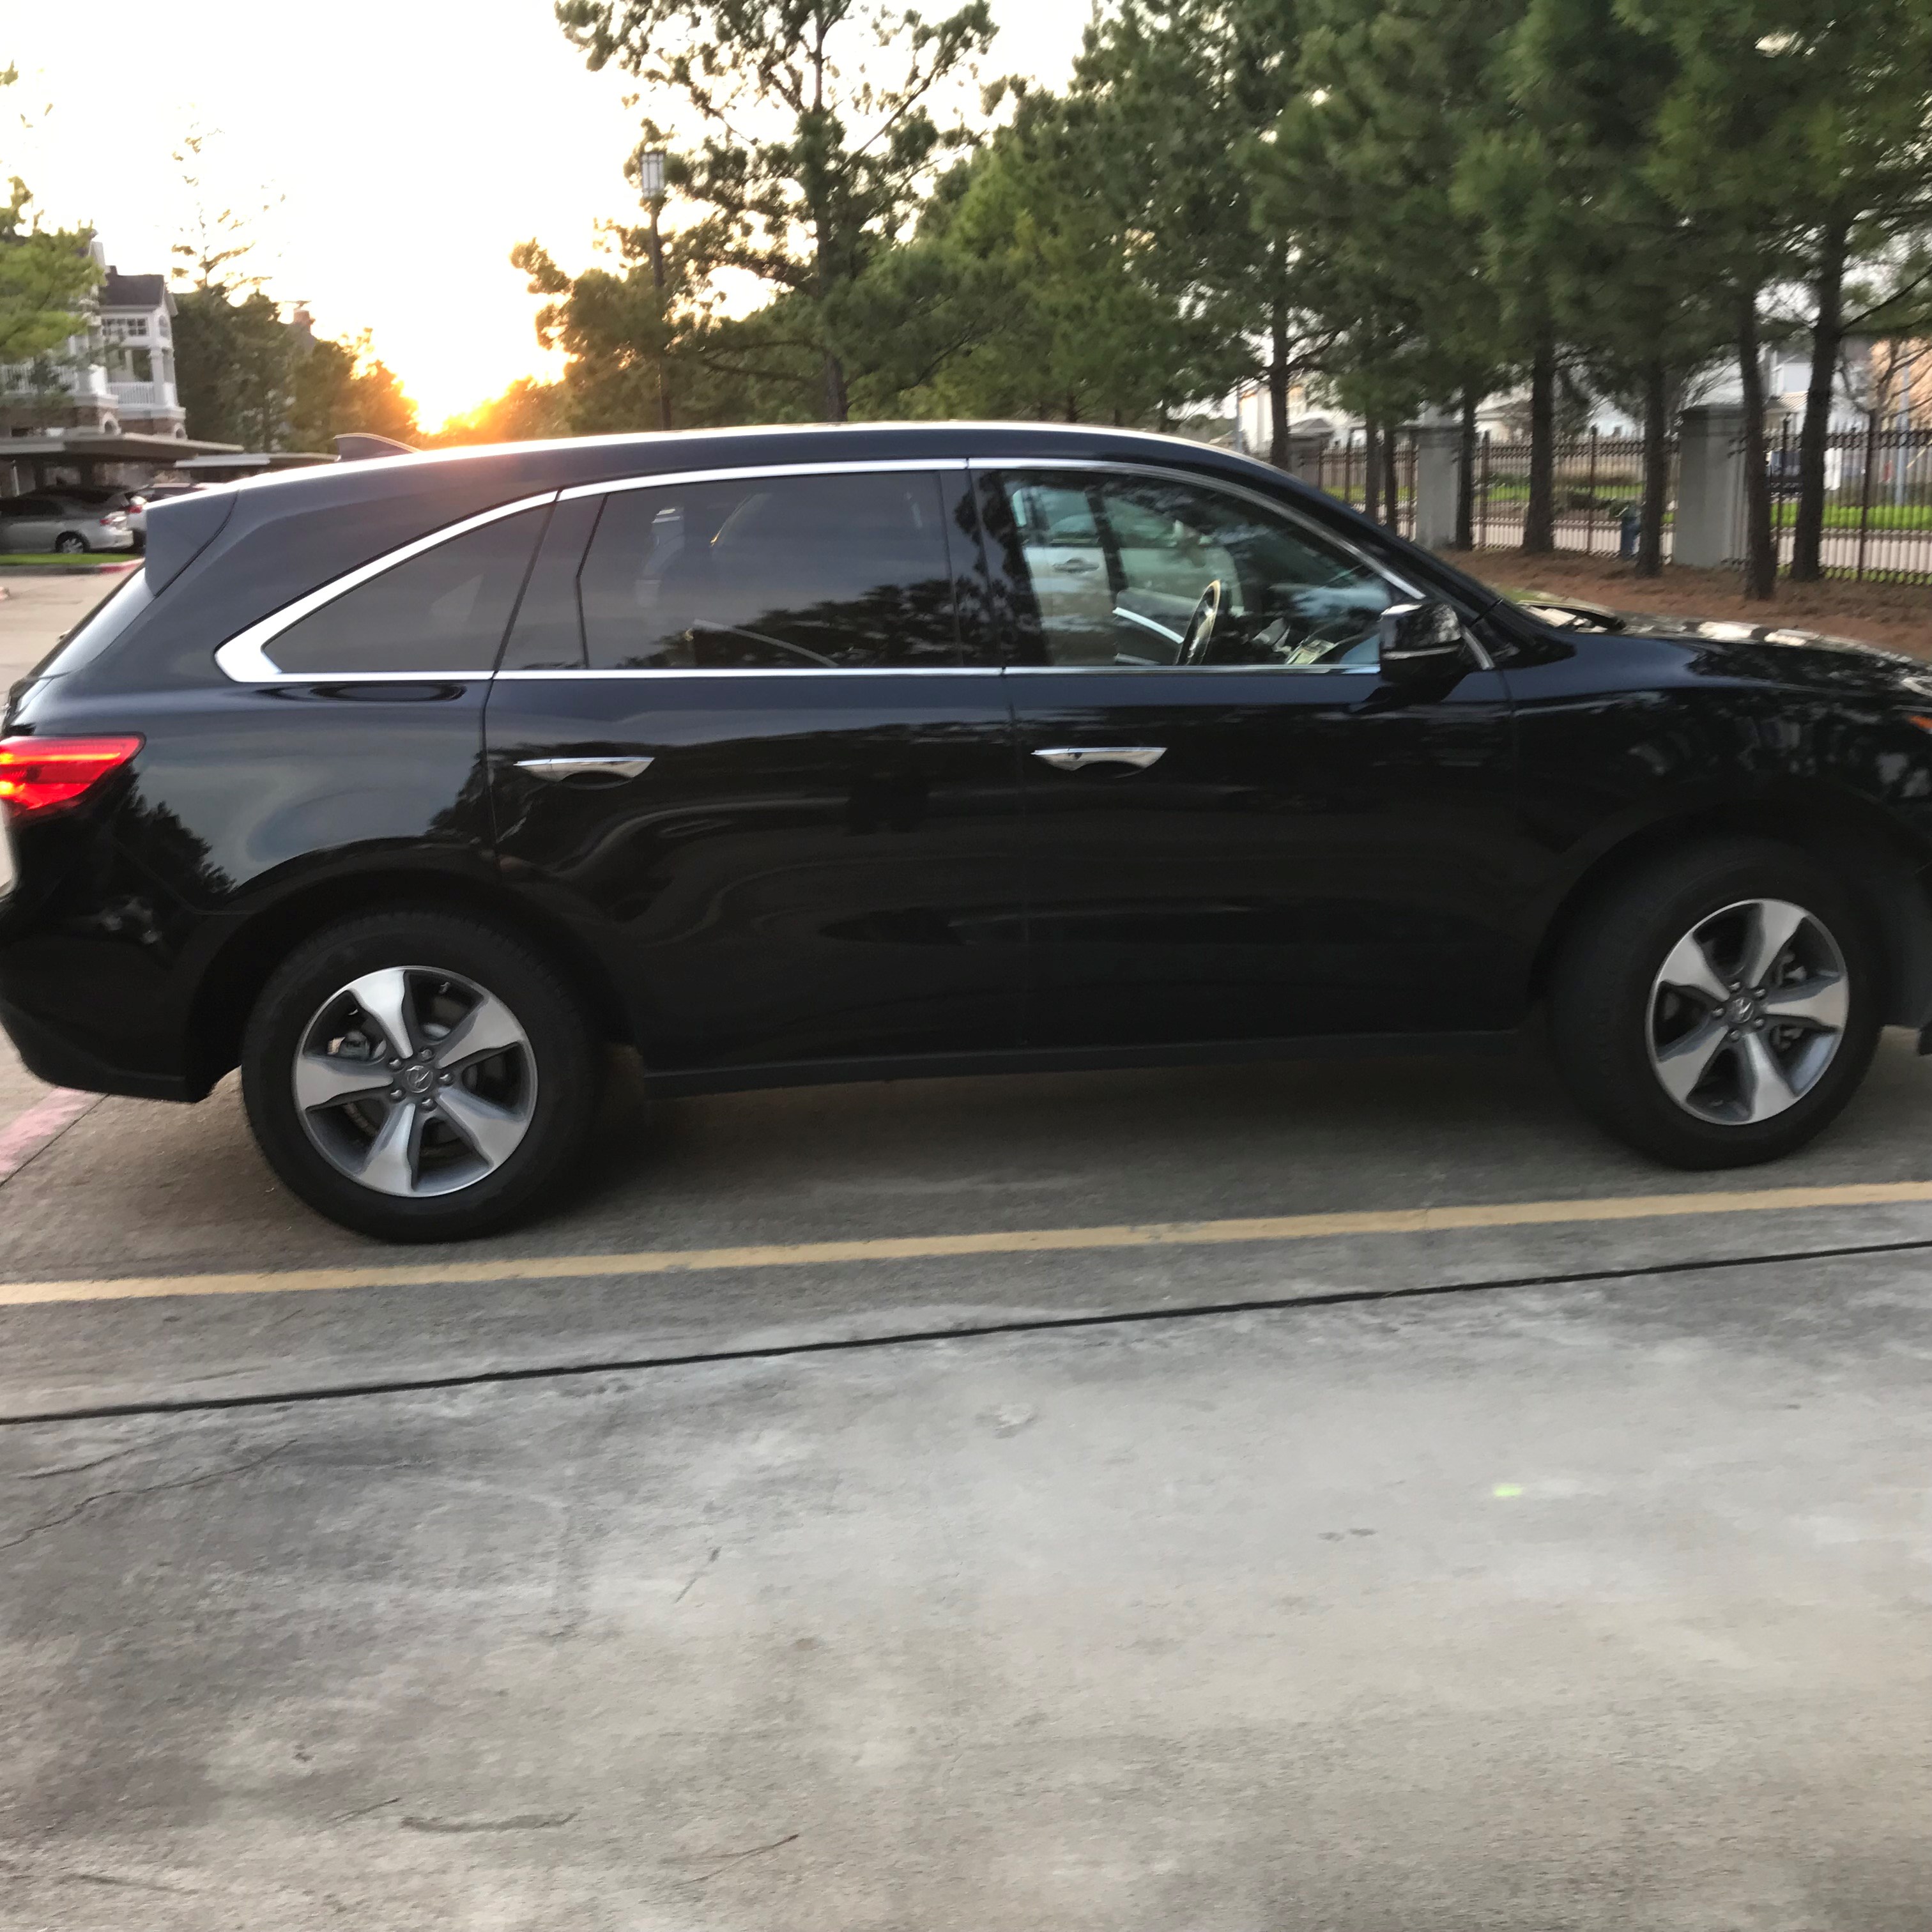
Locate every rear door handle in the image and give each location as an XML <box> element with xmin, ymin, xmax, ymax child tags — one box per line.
<box><xmin>515</xmin><ymin>755</ymin><xmax>655</xmax><ymax>782</ymax></box>
<box><xmin>1032</xmin><ymin>746</ymin><xmax>1166</xmax><ymax>772</ymax></box>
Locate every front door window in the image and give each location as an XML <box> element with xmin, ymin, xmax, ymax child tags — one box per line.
<box><xmin>997</xmin><ymin>471</ymin><xmax>1399</xmax><ymax>670</ymax></box>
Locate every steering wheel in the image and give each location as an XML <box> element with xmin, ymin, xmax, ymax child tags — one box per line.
<box><xmin>1178</xmin><ymin>579</ymin><xmax>1225</xmax><ymax>666</ymax></box>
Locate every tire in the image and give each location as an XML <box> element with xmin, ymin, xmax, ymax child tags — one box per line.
<box><xmin>1549</xmin><ymin>838</ymin><xmax>1881</xmax><ymax>1169</ymax></box>
<box><xmin>241</xmin><ymin>910</ymin><xmax>602</xmax><ymax>1241</ymax></box>
<box><xmin>54</xmin><ymin>533</ymin><xmax>87</xmax><ymax>554</ymax></box>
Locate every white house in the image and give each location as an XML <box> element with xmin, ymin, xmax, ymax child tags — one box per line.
<box><xmin>97</xmin><ymin>266</ymin><xmax>187</xmax><ymax>438</ymax></box>
<box><xmin>0</xmin><ymin>241</ymin><xmax>186</xmax><ymax>441</ymax></box>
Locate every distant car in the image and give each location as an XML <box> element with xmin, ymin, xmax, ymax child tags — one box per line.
<box><xmin>0</xmin><ymin>492</ymin><xmax>137</xmax><ymax>555</ymax></box>
<box><xmin>51</xmin><ymin>484</ymin><xmax>150</xmax><ymax>551</ymax></box>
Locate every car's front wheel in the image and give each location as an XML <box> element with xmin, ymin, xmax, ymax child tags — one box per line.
<box><xmin>241</xmin><ymin>910</ymin><xmax>602</xmax><ymax>1240</ymax></box>
<box><xmin>1550</xmin><ymin>839</ymin><xmax>1880</xmax><ymax>1168</ymax></box>
<box><xmin>54</xmin><ymin>533</ymin><xmax>88</xmax><ymax>554</ymax></box>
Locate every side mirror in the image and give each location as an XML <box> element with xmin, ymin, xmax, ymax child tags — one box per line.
<box><xmin>1378</xmin><ymin>599</ymin><xmax>1469</xmax><ymax>677</ymax></box>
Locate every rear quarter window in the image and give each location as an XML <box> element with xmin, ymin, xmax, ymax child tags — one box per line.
<box><xmin>261</xmin><ymin>505</ymin><xmax>549</xmax><ymax>675</ymax></box>
<box><xmin>20</xmin><ymin>568</ymin><xmax>153</xmax><ymax>686</ymax></box>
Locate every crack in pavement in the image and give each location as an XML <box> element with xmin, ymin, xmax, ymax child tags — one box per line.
<box><xmin>399</xmin><ymin>1812</ymin><xmax>576</xmax><ymax>1834</ymax></box>
<box><xmin>0</xmin><ymin>1443</ymin><xmax>288</xmax><ymax>1551</ymax></box>
<box><xmin>3</xmin><ymin>1229</ymin><xmax>1931</xmax><ymax>1431</ymax></box>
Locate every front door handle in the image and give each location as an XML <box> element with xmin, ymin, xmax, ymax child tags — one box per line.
<box><xmin>1032</xmin><ymin>746</ymin><xmax>1166</xmax><ymax>772</ymax></box>
<box><xmin>515</xmin><ymin>755</ymin><xmax>655</xmax><ymax>782</ymax></box>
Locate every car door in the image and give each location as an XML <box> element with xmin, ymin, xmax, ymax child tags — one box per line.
<box><xmin>979</xmin><ymin>463</ymin><xmax>1522</xmax><ymax>1050</ymax></box>
<box><xmin>482</xmin><ymin>462</ymin><xmax>1027</xmax><ymax>1075</ymax></box>
<box><xmin>3</xmin><ymin>496</ymin><xmax>62</xmax><ymax>551</ymax></box>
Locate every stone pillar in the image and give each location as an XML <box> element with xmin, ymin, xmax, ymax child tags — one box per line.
<box><xmin>1281</xmin><ymin>429</ymin><xmax>1331</xmax><ymax>490</ymax></box>
<box><xmin>1673</xmin><ymin>404</ymin><xmax>1747</xmax><ymax>569</ymax></box>
<box><xmin>1410</xmin><ymin>417</ymin><xmax>1462</xmax><ymax>550</ymax></box>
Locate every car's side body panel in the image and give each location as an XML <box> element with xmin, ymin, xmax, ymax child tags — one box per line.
<box><xmin>5</xmin><ymin>424</ymin><xmax>1932</xmax><ymax>1110</ymax></box>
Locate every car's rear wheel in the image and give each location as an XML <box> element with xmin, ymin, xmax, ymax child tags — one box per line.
<box><xmin>54</xmin><ymin>533</ymin><xmax>87</xmax><ymax>554</ymax></box>
<box><xmin>1549</xmin><ymin>839</ymin><xmax>1880</xmax><ymax>1168</ymax></box>
<box><xmin>241</xmin><ymin>910</ymin><xmax>602</xmax><ymax>1240</ymax></box>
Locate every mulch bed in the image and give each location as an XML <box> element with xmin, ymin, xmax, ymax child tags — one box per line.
<box><xmin>1445</xmin><ymin>547</ymin><xmax>1932</xmax><ymax>660</ymax></box>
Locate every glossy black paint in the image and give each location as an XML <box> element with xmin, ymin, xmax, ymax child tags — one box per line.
<box><xmin>484</xmin><ymin>671</ymin><xmax>1026</xmax><ymax>1068</ymax></box>
<box><xmin>4</xmin><ymin>420</ymin><xmax>1932</xmax><ymax>1110</ymax></box>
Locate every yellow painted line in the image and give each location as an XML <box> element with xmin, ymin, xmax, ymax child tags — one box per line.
<box><xmin>4</xmin><ymin>1178</ymin><xmax>1932</xmax><ymax>1309</ymax></box>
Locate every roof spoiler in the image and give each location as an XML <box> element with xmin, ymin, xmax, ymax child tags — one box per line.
<box><xmin>335</xmin><ymin>433</ymin><xmax>417</xmax><ymax>463</ymax></box>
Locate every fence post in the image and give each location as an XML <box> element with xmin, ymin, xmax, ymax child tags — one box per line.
<box><xmin>1673</xmin><ymin>404</ymin><xmax>1749</xmax><ymax>569</ymax></box>
<box><xmin>1411</xmin><ymin>415</ymin><xmax>1461</xmax><ymax>549</ymax></box>
<box><xmin>1282</xmin><ymin>428</ymin><xmax>1331</xmax><ymax>491</ymax></box>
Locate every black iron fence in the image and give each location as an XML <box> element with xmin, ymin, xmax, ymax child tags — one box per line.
<box><xmin>1468</xmin><ymin>431</ymin><xmax>1660</xmax><ymax>558</ymax></box>
<box><xmin>1768</xmin><ymin>419</ymin><xmax>1932</xmax><ymax>584</ymax></box>
<box><xmin>1305</xmin><ymin>419</ymin><xmax>1932</xmax><ymax>584</ymax></box>
<box><xmin>1311</xmin><ymin>433</ymin><xmax>1418</xmax><ymax>541</ymax></box>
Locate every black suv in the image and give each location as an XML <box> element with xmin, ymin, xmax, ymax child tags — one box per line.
<box><xmin>4</xmin><ymin>424</ymin><xmax>1930</xmax><ymax>1239</ymax></box>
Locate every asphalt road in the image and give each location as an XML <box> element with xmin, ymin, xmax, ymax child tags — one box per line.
<box><xmin>6</xmin><ymin>569</ymin><xmax>1932</xmax><ymax>1929</ymax></box>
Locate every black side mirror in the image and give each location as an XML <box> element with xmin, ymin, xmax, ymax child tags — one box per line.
<box><xmin>1378</xmin><ymin>599</ymin><xmax>1469</xmax><ymax>677</ymax></box>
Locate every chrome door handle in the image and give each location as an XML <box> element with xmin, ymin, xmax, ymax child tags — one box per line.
<box><xmin>1060</xmin><ymin>558</ymin><xmax>1100</xmax><ymax>573</ymax></box>
<box><xmin>515</xmin><ymin>755</ymin><xmax>654</xmax><ymax>781</ymax></box>
<box><xmin>1032</xmin><ymin>746</ymin><xmax>1166</xmax><ymax>772</ymax></box>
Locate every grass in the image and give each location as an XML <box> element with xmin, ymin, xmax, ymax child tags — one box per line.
<box><xmin>0</xmin><ymin>552</ymin><xmax>138</xmax><ymax>571</ymax></box>
<box><xmin>1772</xmin><ymin>502</ymin><xmax>1932</xmax><ymax>532</ymax></box>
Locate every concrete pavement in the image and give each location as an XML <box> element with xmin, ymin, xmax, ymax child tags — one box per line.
<box><xmin>8</xmin><ymin>565</ymin><xmax>1932</xmax><ymax>1928</ymax></box>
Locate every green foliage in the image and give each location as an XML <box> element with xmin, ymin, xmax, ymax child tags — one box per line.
<box><xmin>847</xmin><ymin>82</ymin><xmax>1226</xmax><ymax>424</ymax></box>
<box><xmin>287</xmin><ymin>332</ymin><xmax>420</xmax><ymax>450</ymax></box>
<box><xmin>175</xmin><ymin>289</ymin><xmax>417</xmax><ymax>450</ymax></box>
<box><xmin>554</xmin><ymin>0</ymin><xmax>996</xmax><ymax>417</ymax></box>
<box><xmin>1261</xmin><ymin>0</ymin><xmax>1517</xmax><ymax>421</ymax></box>
<box><xmin>0</xmin><ymin>65</ymin><xmax>102</xmax><ymax>393</ymax></box>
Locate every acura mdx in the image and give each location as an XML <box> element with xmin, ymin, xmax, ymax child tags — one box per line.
<box><xmin>4</xmin><ymin>423</ymin><xmax>1929</xmax><ymax>1239</ymax></box>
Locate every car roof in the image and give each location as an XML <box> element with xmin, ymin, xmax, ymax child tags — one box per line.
<box><xmin>218</xmin><ymin>420</ymin><xmax>1301</xmax><ymax>518</ymax></box>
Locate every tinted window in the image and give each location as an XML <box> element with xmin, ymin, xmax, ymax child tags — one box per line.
<box><xmin>579</xmin><ymin>471</ymin><xmax>961</xmax><ymax>670</ymax></box>
<box><xmin>998</xmin><ymin>471</ymin><xmax>1397</xmax><ymax>670</ymax></box>
<box><xmin>264</xmin><ymin>506</ymin><xmax>548</xmax><ymax>675</ymax></box>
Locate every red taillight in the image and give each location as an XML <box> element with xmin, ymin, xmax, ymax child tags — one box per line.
<box><xmin>0</xmin><ymin>735</ymin><xmax>143</xmax><ymax>817</ymax></box>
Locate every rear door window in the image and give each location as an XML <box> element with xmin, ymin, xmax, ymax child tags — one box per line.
<box><xmin>578</xmin><ymin>470</ymin><xmax>963</xmax><ymax>670</ymax></box>
<box><xmin>263</xmin><ymin>505</ymin><xmax>549</xmax><ymax>675</ymax></box>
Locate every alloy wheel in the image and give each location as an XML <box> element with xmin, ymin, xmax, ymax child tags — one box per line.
<box><xmin>1646</xmin><ymin>897</ymin><xmax>1849</xmax><ymax>1126</ymax></box>
<box><xmin>291</xmin><ymin>965</ymin><xmax>537</xmax><ymax>1197</ymax></box>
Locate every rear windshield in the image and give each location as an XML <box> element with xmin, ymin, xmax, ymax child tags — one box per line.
<box><xmin>21</xmin><ymin>567</ymin><xmax>153</xmax><ymax>685</ymax></box>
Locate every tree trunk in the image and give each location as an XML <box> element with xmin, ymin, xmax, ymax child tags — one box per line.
<box><xmin>1790</xmin><ymin>218</ymin><xmax>1848</xmax><ymax>581</ymax></box>
<box><xmin>1267</xmin><ymin>302</ymin><xmax>1290</xmax><ymax>467</ymax></box>
<box><xmin>1363</xmin><ymin>419</ymin><xmax>1382</xmax><ymax>522</ymax></box>
<box><xmin>822</xmin><ymin>350</ymin><xmax>848</xmax><ymax>424</ymax></box>
<box><xmin>1383</xmin><ymin>425</ymin><xmax>1402</xmax><ymax>528</ymax></box>
<box><xmin>1522</xmin><ymin>330</ymin><xmax>1556</xmax><ymax>553</ymax></box>
<box><xmin>1637</xmin><ymin>358</ymin><xmax>1669</xmax><ymax>578</ymax></box>
<box><xmin>1737</xmin><ymin>291</ymin><xmax>1776</xmax><ymax>601</ymax></box>
<box><xmin>1453</xmin><ymin>388</ymin><xmax>1476</xmax><ymax>549</ymax></box>
<box><xmin>1064</xmin><ymin>390</ymin><xmax>1080</xmax><ymax>424</ymax></box>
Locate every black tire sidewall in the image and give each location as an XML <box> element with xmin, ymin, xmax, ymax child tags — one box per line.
<box><xmin>1552</xmin><ymin>841</ymin><xmax>1881</xmax><ymax>1169</ymax></box>
<box><xmin>241</xmin><ymin>912</ymin><xmax>599</xmax><ymax>1240</ymax></box>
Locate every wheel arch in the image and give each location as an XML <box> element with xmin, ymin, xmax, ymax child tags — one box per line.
<box><xmin>183</xmin><ymin>866</ymin><xmax>629</xmax><ymax>1098</ymax></box>
<box><xmin>1526</xmin><ymin>789</ymin><xmax>1932</xmax><ymax>1031</ymax></box>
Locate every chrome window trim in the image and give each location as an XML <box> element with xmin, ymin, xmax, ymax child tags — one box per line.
<box><xmin>493</xmin><ymin>664</ymin><xmax>996</xmax><ymax>680</ymax></box>
<box><xmin>210</xmin><ymin>452</ymin><xmax>1489</xmax><ymax>686</ymax></box>
<box><xmin>555</xmin><ymin>457</ymin><xmax>969</xmax><ymax>503</ymax></box>
<box><xmin>213</xmin><ymin>490</ymin><xmax>559</xmax><ymax>684</ymax></box>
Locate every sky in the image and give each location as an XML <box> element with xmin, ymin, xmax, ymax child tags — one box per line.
<box><xmin>6</xmin><ymin>0</ymin><xmax>1089</xmax><ymax>427</ymax></box>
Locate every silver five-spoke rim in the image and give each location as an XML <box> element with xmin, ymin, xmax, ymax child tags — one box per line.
<box><xmin>1647</xmin><ymin>898</ymin><xmax>1848</xmax><ymax>1126</ymax></box>
<box><xmin>293</xmin><ymin>966</ymin><xmax>537</xmax><ymax>1197</ymax></box>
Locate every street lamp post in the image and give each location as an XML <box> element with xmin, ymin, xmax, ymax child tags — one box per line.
<box><xmin>638</xmin><ymin>147</ymin><xmax>672</xmax><ymax>434</ymax></box>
